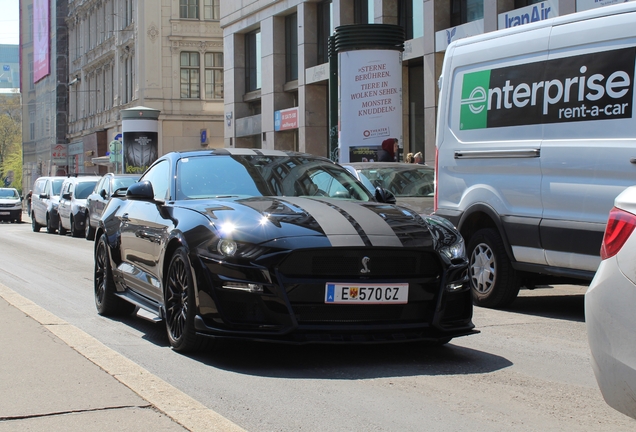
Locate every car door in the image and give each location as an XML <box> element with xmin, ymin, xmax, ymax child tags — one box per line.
<box><xmin>58</xmin><ymin>181</ymin><xmax>72</xmax><ymax>228</ymax></box>
<box><xmin>118</xmin><ymin>161</ymin><xmax>171</xmax><ymax>302</ymax></box>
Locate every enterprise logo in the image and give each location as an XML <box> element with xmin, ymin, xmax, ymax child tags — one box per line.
<box><xmin>459</xmin><ymin>47</ymin><xmax>635</xmax><ymax>130</ymax></box>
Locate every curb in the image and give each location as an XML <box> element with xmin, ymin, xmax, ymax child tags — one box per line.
<box><xmin>0</xmin><ymin>282</ymin><xmax>246</xmax><ymax>432</ymax></box>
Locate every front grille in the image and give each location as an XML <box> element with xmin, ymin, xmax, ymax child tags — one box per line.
<box><xmin>278</xmin><ymin>248</ymin><xmax>442</xmax><ymax>278</ymax></box>
<box><xmin>293</xmin><ymin>302</ymin><xmax>433</xmax><ymax>324</ymax></box>
<box><xmin>0</xmin><ymin>203</ymin><xmax>17</xmax><ymax>208</ymax></box>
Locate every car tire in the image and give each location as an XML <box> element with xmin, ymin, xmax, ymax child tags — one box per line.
<box><xmin>467</xmin><ymin>228</ymin><xmax>520</xmax><ymax>309</ymax></box>
<box><xmin>164</xmin><ymin>247</ymin><xmax>214</xmax><ymax>353</ymax></box>
<box><xmin>85</xmin><ymin>212</ymin><xmax>95</xmax><ymax>240</ymax></box>
<box><xmin>70</xmin><ymin>215</ymin><xmax>82</xmax><ymax>238</ymax></box>
<box><xmin>31</xmin><ymin>212</ymin><xmax>41</xmax><ymax>232</ymax></box>
<box><xmin>94</xmin><ymin>234</ymin><xmax>136</xmax><ymax>316</ymax></box>
<box><xmin>58</xmin><ymin>218</ymin><xmax>67</xmax><ymax>236</ymax></box>
<box><xmin>46</xmin><ymin>214</ymin><xmax>57</xmax><ymax>234</ymax></box>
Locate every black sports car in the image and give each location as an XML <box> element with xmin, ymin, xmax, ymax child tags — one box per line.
<box><xmin>94</xmin><ymin>149</ymin><xmax>477</xmax><ymax>352</ymax></box>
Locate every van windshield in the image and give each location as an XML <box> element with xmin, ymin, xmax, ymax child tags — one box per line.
<box><xmin>52</xmin><ymin>179</ymin><xmax>64</xmax><ymax>195</ymax></box>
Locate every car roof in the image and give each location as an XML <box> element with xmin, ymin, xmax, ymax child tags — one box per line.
<box><xmin>167</xmin><ymin>148</ymin><xmax>333</xmax><ymax>162</ymax></box>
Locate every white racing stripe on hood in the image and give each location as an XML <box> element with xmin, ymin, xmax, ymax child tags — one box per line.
<box><xmin>321</xmin><ymin>199</ymin><xmax>403</xmax><ymax>247</ymax></box>
<box><xmin>279</xmin><ymin>197</ymin><xmax>365</xmax><ymax>247</ymax></box>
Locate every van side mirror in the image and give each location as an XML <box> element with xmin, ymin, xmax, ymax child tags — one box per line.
<box><xmin>374</xmin><ymin>187</ymin><xmax>396</xmax><ymax>205</ymax></box>
<box><xmin>100</xmin><ymin>189</ymin><xmax>108</xmax><ymax>199</ymax></box>
<box><xmin>62</xmin><ymin>192</ymin><xmax>71</xmax><ymax>200</ymax></box>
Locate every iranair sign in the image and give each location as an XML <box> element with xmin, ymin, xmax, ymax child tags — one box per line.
<box><xmin>459</xmin><ymin>47</ymin><xmax>636</xmax><ymax>130</ymax></box>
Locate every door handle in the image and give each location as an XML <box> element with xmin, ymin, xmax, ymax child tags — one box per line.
<box><xmin>630</xmin><ymin>158</ymin><xmax>636</xmax><ymax>165</ymax></box>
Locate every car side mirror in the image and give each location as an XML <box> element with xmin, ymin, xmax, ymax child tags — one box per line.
<box><xmin>100</xmin><ymin>189</ymin><xmax>108</xmax><ymax>199</ymax></box>
<box><xmin>126</xmin><ymin>181</ymin><xmax>155</xmax><ymax>201</ymax></box>
<box><xmin>39</xmin><ymin>193</ymin><xmax>48</xmax><ymax>199</ymax></box>
<box><xmin>62</xmin><ymin>192</ymin><xmax>71</xmax><ymax>200</ymax></box>
<box><xmin>374</xmin><ymin>187</ymin><xmax>396</xmax><ymax>205</ymax></box>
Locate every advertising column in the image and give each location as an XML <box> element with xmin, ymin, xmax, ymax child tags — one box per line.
<box><xmin>121</xmin><ymin>106</ymin><xmax>160</xmax><ymax>174</ymax></box>
<box><xmin>334</xmin><ymin>25</ymin><xmax>405</xmax><ymax>163</ymax></box>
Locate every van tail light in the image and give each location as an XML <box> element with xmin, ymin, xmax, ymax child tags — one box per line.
<box><xmin>600</xmin><ymin>207</ymin><xmax>636</xmax><ymax>260</ymax></box>
<box><xmin>434</xmin><ymin>148</ymin><xmax>439</xmax><ymax>212</ymax></box>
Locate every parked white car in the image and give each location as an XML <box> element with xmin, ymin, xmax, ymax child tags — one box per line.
<box><xmin>0</xmin><ymin>187</ymin><xmax>22</xmax><ymax>223</ymax></box>
<box><xmin>586</xmin><ymin>185</ymin><xmax>636</xmax><ymax>420</ymax></box>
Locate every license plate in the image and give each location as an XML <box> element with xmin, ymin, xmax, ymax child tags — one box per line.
<box><xmin>325</xmin><ymin>283</ymin><xmax>408</xmax><ymax>304</ymax></box>
<box><xmin>0</xmin><ymin>212</ymin><xmax>9</xmax><ymax>215</ymax></box>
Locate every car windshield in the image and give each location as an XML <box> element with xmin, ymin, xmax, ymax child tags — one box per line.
<box><xmin>0</xmin><ymin>189</ymin><xmax>18</xmax><ymax>198</ymax></box>
<box><xmin>52</xmin><ymin>179</ymin><xmax>64</xmax><ymax>195</ymax></box>
<box><xmin>176</xmin><ymin>155</ymin><xmax>372</xmax><ymax>201</ymax></box>
<box><xmin>357</xmin><ymin>166</ymin><xmax>435</xmax><ymax>197</ymax></box>
<box><xmin>75</xmin><ymin>181</ymin><xmax>99</xmax><ymax>199</ymax></box>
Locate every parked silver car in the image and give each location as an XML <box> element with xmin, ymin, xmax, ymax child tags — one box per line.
<box><xmin>31</xmin><ymin>176</ymin><xmax>65</xmax><ymax>234</ymax></box>
<box><xmin>85</xmin><ymin>173</ymin><xmax>139</xmax><ymax>240</ymax></box>
<box><xmin>57</xmin><ymin>175</ymin><xmax>102</xmax><ymax>237</ymax></box>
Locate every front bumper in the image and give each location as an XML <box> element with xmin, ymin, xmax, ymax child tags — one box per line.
<box><xmin>0</xmin><ymin>208</ymin><xmax>22</xmax><ymax>220</ymax></box>
<box><xmin>192</xmin><ymin>250</ymin><xmax>477</xmax><ymax>344</ymax></box>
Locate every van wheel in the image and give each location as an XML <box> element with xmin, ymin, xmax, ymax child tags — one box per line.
<box><xmin>58</xmin><ymin>218</ymin><xmax>67</xmax><ymax>236</ymax></box>
<box><xmin>467</xmin><ymin>228</ymin><xmax>520</xmax><ymax>309</ymax></box>
<box><xmin>31</xmin><ymin>212</ymin><xmax>41</xmax><ymax>232</ymax></box>
<box><xmin>46</xmin><ymin>214</ymin><xmax>57</xmax><ymax>234</ymax></box>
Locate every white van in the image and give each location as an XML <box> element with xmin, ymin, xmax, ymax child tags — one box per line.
<box><xmin>434</xmin><ymin>3</ymin><xmax>636</xmax><ymax>308</ymax></box>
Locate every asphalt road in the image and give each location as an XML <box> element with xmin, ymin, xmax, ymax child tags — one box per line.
<box><xmin>0</xmin><ymin>219</ymin><xmax>634</xmax><ymax>431</ymax></box>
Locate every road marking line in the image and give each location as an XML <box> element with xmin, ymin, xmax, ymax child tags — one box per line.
<box><xmin>0</xmin><ymin>282</ymin><xmax>246</xmax><ymax>432</ymax></box>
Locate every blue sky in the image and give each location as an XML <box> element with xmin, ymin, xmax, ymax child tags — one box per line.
<box><xmin>0</xmin><ymin>0</ymin><xmax>19</xmax><ymax>45</ymax></box>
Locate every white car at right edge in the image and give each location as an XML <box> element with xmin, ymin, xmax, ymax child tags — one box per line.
<box><xmin>586</xmin><ymin>185</ymin><xmax>636</xmax><ymax>420</ymax></box>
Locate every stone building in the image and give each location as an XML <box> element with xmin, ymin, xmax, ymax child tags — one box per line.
<box><xmin>19</xmin><ymin>0</ymin><xmax>224</xmax><ymax>189</ymax></box>
<box><xmin>221</xmin><ymin>0</ymin><xmax>622</xmax><ymax>164</ymax></box>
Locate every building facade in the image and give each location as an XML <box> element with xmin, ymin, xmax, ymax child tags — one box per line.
<box><xmin>19</xmin><ymin>0</ymin><xmax>225</xmax><ymax>190</ymax></box>
<box><xmin>221</xmin><ymin>0</ymin><xmax>627</xmax><ymax>163</ymax></box>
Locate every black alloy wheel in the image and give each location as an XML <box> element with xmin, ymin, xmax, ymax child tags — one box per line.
<box><xmin>31</xmin><ymin>212</ymin><xmax>41</xmax><ymax>232</ymax></box>
<box><xmin>164</xmin><ymin>247</ymin><xmax>213</xmax><ymax>353</ymax></box>
<box><xmin>94</xmin><ymin>234</ymin><xmax>136</xmax><ymax>316</ymax></box>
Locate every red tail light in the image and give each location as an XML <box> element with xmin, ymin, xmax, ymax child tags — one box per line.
<box><xmin>600</xmin><ymin>207</ymin><xmax>636</xmax><ymax>260</ymax></box>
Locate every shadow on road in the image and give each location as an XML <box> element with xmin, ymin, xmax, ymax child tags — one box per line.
<box><xmin>497</xmin><ymin>291</ymin><xmax>585</xmax><ymax>323</ymax></box>
<box><xmin>113</xmin><ymin>315</ymin><xmax>511</xmax><ymax>379</ymax></box>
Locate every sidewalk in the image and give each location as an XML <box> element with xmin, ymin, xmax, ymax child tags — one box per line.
<box><xmin>0</xmin><ymin>282</ymin><xmax>245</xmax><ymax>432</ymax></box>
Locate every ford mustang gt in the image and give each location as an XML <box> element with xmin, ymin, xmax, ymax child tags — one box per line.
<box><xmin>94</xmin><ymin>149</ymin><xmax>477</xmax><ymax>352</ymax></box>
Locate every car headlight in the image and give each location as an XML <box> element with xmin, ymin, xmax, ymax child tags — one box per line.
<box><xmin>217</xmin><ymin>239</ymin><xmax>238</xmax><ymax>257</ymax></box>
<box><xmin>440</xmin><ymin>238</ymin><xmax>466</xmax><ymax>261</ymax></box>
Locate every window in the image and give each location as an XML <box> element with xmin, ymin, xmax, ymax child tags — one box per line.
<box><xmin>317</xmin><ymin>0</ymin><xmax>333</xmax><ymax>64</ymax></box>
<box><xmin>285</xmin><ymin>13</ymin><xmax>298</xmax><ymax>82</ymax></box>
<box><xmin>398</xmin><ymin>0</ymin><xmax>424</xmax><ymax>39</ymax></box>
<box><xmin>204</xmin><ymin>0</ymin><xmax>220</xmax><ymax>20</ymax></box>
<box><xmin>245</xmin><ymin>30</ymin><xmax>261</xmax><ymax>92</ymax></box>
<box><xmin>124</xmin><ymin>0</ymin><xmax>133</xmax><ymax>27</ymax></box>
<box><xmin>514</xmin><ymin>0</ymin><xmax>543</xmax><ymax>7</ymax></box>
<box><xmin>28</xmin><ymin>54</ymin><xmax>34</xmax><ymax>90</ymax></box>
<box><xmin>451</xmin><ymin>0</ymin><xmax>483</xmax><ymax>27</ymax></box>
<box><xmin>29</xmin><ymin>112</ymin><xmax>35</xmax><ymax>140</ymax></box>
<box><xmin>205</xmin><ymin>53</ymin><xmax>223</xmax><ymax>99</ymax></box>
<box><xmin>180</xmin><ymin>0</ymin><xmax>199</xmax><ymax>19</ymax></box>
<box><xmin>181</xmin><ymin>52</ymin><xmax>200</xmax><ymax>98</ymax></box>
<box><xmin>354</xmin><ymin>0</ymin><xmax>374</xmax><ymax>24</ymax></box>
<box><xmin>141</xmin><ymin>160</ymin><xmax>171</xmax><ymax>201</ymax></box>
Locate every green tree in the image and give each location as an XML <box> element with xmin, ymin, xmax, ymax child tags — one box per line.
<box><xmin>0</xmin><ymin>93</ymin><xmax>22</xmax><ymax>191</ymax></box>
<box><xmin>2</xmin><ymin>145</ymin><xmax>22</xmax><ymax>193</ymax></box>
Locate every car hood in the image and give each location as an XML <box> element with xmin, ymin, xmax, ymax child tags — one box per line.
<box><xmin>183</xmin><ymin>196</ymin><xmax>458</xmax><ymax>250</ymax></box>
<box><xmin>0</xmin><ymin>198</ymin><xmax>20</xmax><ymax>204</ymax></box>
